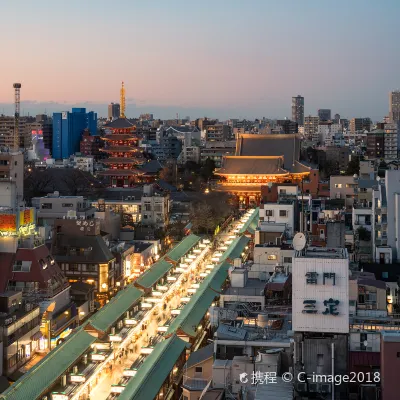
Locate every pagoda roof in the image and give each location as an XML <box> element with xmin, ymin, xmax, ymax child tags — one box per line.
<box><xmin>103</xmin><ymin>117</ymin><xmax>135</xmax><ymax>129</ymax></box>
<box><xmin>216</xmin><ymin>156</ymin><xmax>288</xmax><ymax>175</ymax></box>
<box><xmin>97</xmin><ymin>169</ymin><xmax>144</xmax><ymax>176</ymax></box>
<box><xmin>101</xmin><ymin>146</ymin><xmax>143</xmax><ymax>152</ymax></box>
<box><xmin>102</xmin><ymin>134</ymin><xmax>138</xmax><ymax>141</ymax></box>
<box><xmin>103</xmin><ymin>157</ymin><xmax>142</xmax><ymax>164</ymax></box>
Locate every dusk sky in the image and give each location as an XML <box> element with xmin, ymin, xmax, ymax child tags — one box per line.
<box><xmin>1</xmin><ymin>0</ymin><xmax>399</xmax><ymax>120</ymax></box>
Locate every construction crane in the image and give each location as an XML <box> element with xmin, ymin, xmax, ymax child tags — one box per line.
<box><xmin>13</xmin><ymin>83</ymin><xmax>21</xmax><ymax>151</ymax></box>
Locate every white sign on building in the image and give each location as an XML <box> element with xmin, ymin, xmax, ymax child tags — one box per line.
<box><xmin>292</xmin><ymin>248</ymin><xmax>349</xmax><ymax>334</ymax></box>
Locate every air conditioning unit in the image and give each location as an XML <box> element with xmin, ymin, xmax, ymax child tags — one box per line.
<box><xmin>320</xmin><ymin>383</ymin><xmax>331</xmax><ymax>393</ymax></box>
<box><xmin>296</xmin><ymin>383</ymin><xmax>307</xmax><ymax>393</ymax></box>
<box><xmin>308</xmin><ymin>383</ymin><xmax>318</xmax><ymax>392</ymax></box>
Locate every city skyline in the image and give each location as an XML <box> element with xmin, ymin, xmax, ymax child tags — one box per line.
<box><xmin>1</xmin><ymin>0</ymin><xmax>400</xmax><ymax>120</ymax></box>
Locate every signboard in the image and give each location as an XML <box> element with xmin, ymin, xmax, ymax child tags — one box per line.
<box><xmin>91</xmin><ymin>353</ymin><xmax>106</xmax><ymax>361</ymax></box>
<box><xmin>123</xmin><ymin>369</ymin><xmax>137</xmax><ymax>377</ymax></box>
<box><xmin>109</xmin><ymin>335</ymin><xmax>122</xmax><ymax>342</ymax></box>
<box><xmin>70</xmin><ymin>375</ymin><xmax>86</xmax><ymax>383</ymax></box>
<box><xmin>52</xmin><ymin>394</ymin><xmax>69</xmax><ymax>400</ymax></box>
<box><xmin>62</xmin><ymin>112</ymin><xmax>68</xmax><ymax>120</ymax></box>
<box><xmin>124</xmin><ymin>319</ymin><xmax>137</xmax><ymax>326</ymax></box>
<box><xmin>0</xmin><ymin>209</ymin><xmax>36</xmax><ymax>236</ymax></box>
<box><xmin>111</xmin><ymin>386</ymin><xmax>126</xmax><ymax>394</ymax></box>
<box><xmin>292</xmin><ymin>255</ymin><xmax>349</xmax><ymax>334</ymax></box>
<box><xmin>0</xmin><ymin>214</ymin><xmax>17</xmax><ymax>233</ymax></box>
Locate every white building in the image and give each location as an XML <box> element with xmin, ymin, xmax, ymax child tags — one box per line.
<box><xmin>252</xmin><ymin>244</ymin><xmax>294</xmax><ymax>275</ymax></box>
<box><xmin>31</xmin><ymin>192</ymin><xmax>96</xmax><ymax>226</ymax></box>
<box><xmin>317</xmin><ymin>122</ymin><xmax>342</xmax><ymax>146</ymax></box>
<box><xmin>372</xmin><ymin>170</ymin><xmax>400</xmax><ymax>261</ymax></box>
<box><xmin>259</xmin><ymin>200</ymin><xmax>295</xmax><ymax>238</ymax></box>
<box><xmin>292</xmin><ymin>247</ymin><xmax>349</xmax><ymax>334</ymax></box>
<box><xmin>72</xmin><ymin>155</ymin><xmax>94</xmax><ymax>174</ymax></box>
<box><xmin>384</xmin><ymin>122</ymin><xmax>400</xmax><ymax>160</ymax></box>
<box><xmin>141</xmin><ymin>185</ymin><xmax>170</xmax><ymax>228</ymax></box>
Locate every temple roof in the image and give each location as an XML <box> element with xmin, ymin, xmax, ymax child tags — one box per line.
<box><xmin>101</xmin><ymin>146</ymin><xmax>143</xmax><ymax>152</ymax></box>
<box><xmin>97</xmin><ymin>169</ymin><xmax>144</xmax><ymax>176</ymax></box>
<box><xmin>102</xmin><ymin>134</ymin><xmax>138</xmax><ymax>141</ymax></box>
<box><xmin>235</xmin><ymin>134</ymin><xmax>301</xmax><ymax>168</ymax></box>
<box><xmin>103</xmin><ymin>157</ymin><xmax>142</xmax><ymax>164</ymax></box>
<box><xmin>216</xmin><ymin>156</ymin><xmax>288</xmax><ymax>175</ymax></box>
<box><xmin>103</xmin><ymin>117</ymin><xmax>135</xmax><ymax>129</ymax></box>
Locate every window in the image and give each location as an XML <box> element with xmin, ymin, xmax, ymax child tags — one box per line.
<box><xmin>265</xmin><ymin>210</ymin><xmax>273</xmax><ymax>217</ymax></box>
<box><xmin>334</xmin><ymin>183</ymin><xmax>342</xmax><ymax>188</ymax></box>
<box><xmin>62</xmin><ymin>203</ymin><xmax>74</xmax><ymax>208</ymax></box>
<box><xmin>283</xmin><ymin>257</ymin><xmax>292</xmax><ymax>264</ymax></box>
<box><xmin>12</xmin><ymin>261</ymin><xmax>32</xmax><ymax>272</ymax></box>
<box><xmin>69</xmin><ymin>264</ymin><xmax>79</xmax><ymax>271</ymax></box>
<box><xmin>195</xmin><ymin>367</ymin><xmax>203</xmax><ymax>373</ymax></box>
<box><xmin>41</xmin><ymin>203</ymin><xmax>52</xmax><ymax>209</ymax></box>
<box><xmin>86</xmin><ymin>264</ymin><xmax>97</xmax><ymax>272</ymax></box>
<box><xmin>382</xmin><ymin>272</ymin><xmax>388</xmax><ymax>279</ymax></box>
<box><xmin>279</xmin><ymin>210</ymin><xmax>288</xmax><ymax>217</ymax></box>
<box><xmin>267</xmin><ymin>255</ymin><xmax>277</xmax><ymax>260</ymax></box>
<box><xmin>279</xmin><ymin>189</ymin><xmax>286</xmax><ymax>194</ymax></box>
<box><xmin>14</xmin><ymin>161</ymin><xmax>17</xmax><ymax>166</ymax></box>
<box><xmin>320</xmin><ymin>229</ymin><xmax>324</xmax><ymax>235</ymax></box>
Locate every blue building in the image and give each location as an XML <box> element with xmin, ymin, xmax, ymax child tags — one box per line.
<box><xmin>53</xmin><ymin>108</ymin><xmax>97</xmax><ymax>159</ymax></box>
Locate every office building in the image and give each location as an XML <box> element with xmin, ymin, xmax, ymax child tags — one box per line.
<box><xmin>318</xmin><ymin>109</ymin><xmax>331</xmax><ymax>121</ymax></box>
<box><xmin>367</xmin><ymin>129</ymin><xmax>385</xmax><ymax>159</ymax></box>
<box><xmin>350</xmin><ymin>118</ymin><xmax>371</xmax><ymax>133</ymax></box>
<box><xmin>52</xmin><ymin>108</ymin><xmax>97</xmax><ymax>159</ymax></box>
<box><xmin>384</xmin><ymin>122</ymin><xmax>400</xmax><ymax>159</ymax></box>
<box><xmin>108</xmin><ymin>103</ymin><xmax>120</xmax><ymax>120</ymax></box>
<box><xmin>304</xmin><ymin>115</ymin><xmax>319</xmax><ymax>139</ymax></box>
<box><xmin>292</xmin><ymin>95</ymin><xmax>304</xmax><ymax>125</ymax></box>
<box><xmin>293</xmin><ymin>247</ymin><xmax>349</xmax><ymax>398</ymax></box>
<box><xmin>389</xmin><ymin>90</ymin><xmax>400</xmax><ymax>123</ymax></box>
<box><xmin>276</xmin><ymin>119</ymin><xmax>298</xmax><ymax>134</ymax></box>
<box><xmin>204</xmin><ymin>124</ymin><xmax>231</xmax><ymax>142</ymax></box>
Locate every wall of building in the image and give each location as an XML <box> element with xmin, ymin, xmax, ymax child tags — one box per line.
<box><xmin>292</xmin><ymin>252</ymin><xmax>349</xmax><ymax>333</ymax></box>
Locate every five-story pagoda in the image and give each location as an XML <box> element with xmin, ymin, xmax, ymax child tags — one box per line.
<box><xmin>99</xmin><ymin>82</ymin><xmax>145</xmax><ymax>187</ymax></box>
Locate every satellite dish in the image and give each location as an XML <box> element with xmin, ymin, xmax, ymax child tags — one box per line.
<box><xmin>293</xmin><ymin>232</ymin><xmax>306</xmax><ymax>251</ymax></box>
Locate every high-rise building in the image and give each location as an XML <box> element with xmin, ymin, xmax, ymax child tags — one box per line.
<box><xmin>304</xmin><ymin>115</ymin><xmax>319</xmax><ymax>139</ymax></box>
<box><xmin>389</xmin><ymin>91</ymin><xmax>400</xmax><ymax>123</ymax></box>
<box><xmin>334</xmin><ymin>113</ymin><xmax>340</xmax><ymax>123</ymax></box>
<box><xmin>350</xmin><ymin>118</ymin><xmax>371</xmax><ymax>133</ymax></box>
<box><xmin>318</xmin><ymin>109</ymin><xmax>331</xmax><ymax>121</ymax></box>
<box><xmin>52</xmin><ymin>108</ymin><xmax>97</xmax><ymax>159</ymax></box>
<box><xmin>292</xmin><ymin>95</ymin><xmax>304</xmax><ymax>125</ymax></box>
<box><xmin>108</xmin><ymin>103</ymin><xmax>120</xmax><ymax>120</ymax></box>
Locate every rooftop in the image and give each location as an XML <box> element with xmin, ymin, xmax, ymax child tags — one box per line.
<box><xmin>295</xmin><ymin>247</ymin><xmax>348</xmax><ymax>259</ymax></box>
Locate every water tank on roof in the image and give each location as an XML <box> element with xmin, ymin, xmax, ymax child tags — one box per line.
<box><xmin>257</xmin><ymin>313</ymin><xmax>269</xmax><ymax>328</ymax></box>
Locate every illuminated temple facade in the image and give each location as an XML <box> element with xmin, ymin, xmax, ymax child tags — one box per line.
<box><xmin>99</xmin><ymin>117</ymin><xmax>147</xmax><ymax>187</ymax></box>
<box><xmin>215</xmin><ymin>134</ymin><xmax>314</xmax><ymax>207</ymax></box>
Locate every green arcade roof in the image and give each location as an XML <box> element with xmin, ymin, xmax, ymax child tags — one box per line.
<box><xmin>164</xmin><ymin>234</ymin><xmax>201</xmax><ymax>262</ymax></box>
<box><xmin>87</xmin><ymin>285</ymin><xmax>143</xmax><ymax>332</ymax></box>
<box><xmin>117</xmin><ymin>335</ymin><xmax>189</xmax><ymax>400</ymax></box>
<box><xmin>0</xmin><ymin>330</ymin><xmax>95</xmax><ymax>400</ymax></box>
<box><xmin>134</xmin><ymin>257</ymin><xmax>173</xmax><ymax>289</ymax></box>
<box><xmin>239</xmin><ymin>207</ymin><xmax>259</xmax><ymax>235</ymax></box>
<box><xmin>220</xmin><ymin>235</ymin><xmax>250</xmax><ymax>262</ymax></box>
<box><xmin>166</xmin><ymin>262</ymin><xmax>230</xmax><ymax>337</ymax></box>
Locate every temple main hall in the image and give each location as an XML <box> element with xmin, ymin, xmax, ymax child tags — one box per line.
<box><xmin>214</xmin><ymin>134</ymin><xmax>313</xmax><ymax>206</ymax></box>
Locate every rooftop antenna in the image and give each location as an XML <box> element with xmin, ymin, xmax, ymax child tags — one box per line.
<box><xmin>13</xmin><ymin>83</ymin><xmax>21</xmax><ymax>151</ymax></box>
